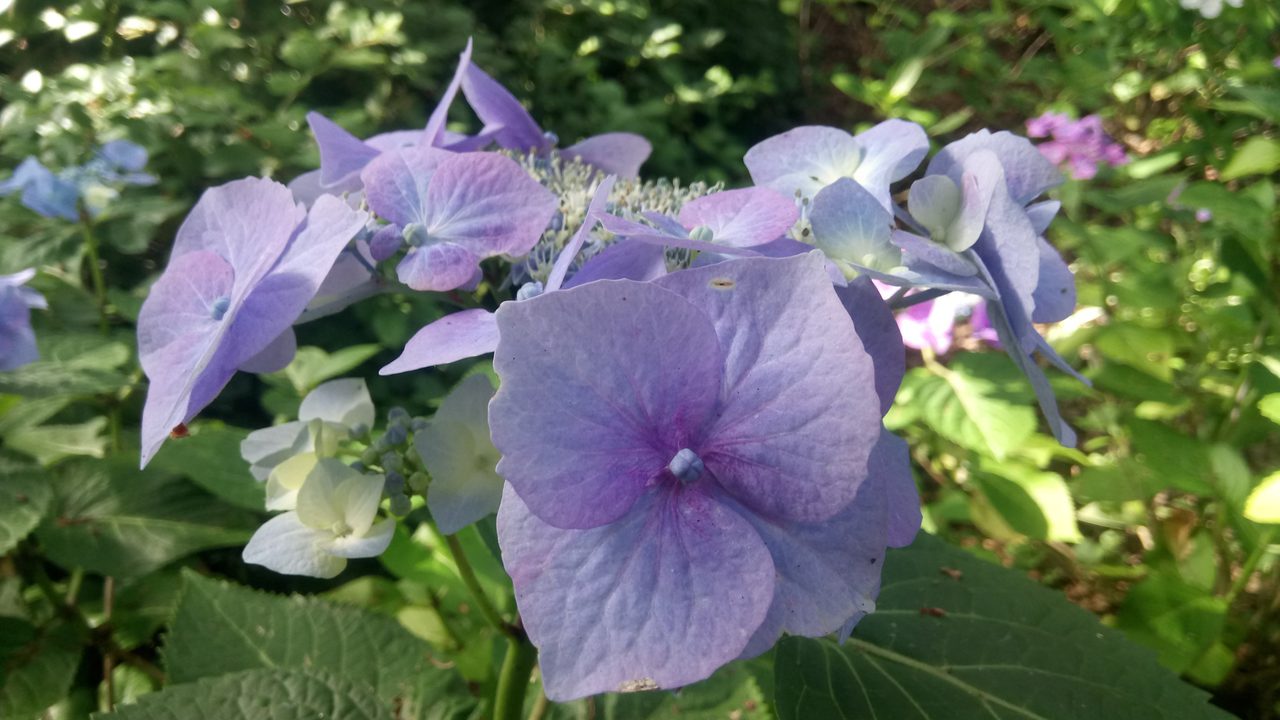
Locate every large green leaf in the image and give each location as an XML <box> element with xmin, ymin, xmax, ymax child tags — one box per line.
<box><xmin>0</xmin><ymin>621</ymin><xmax>83</xmax><ymax>719</ymax></box>
<box><xmin>774</xmin><ymin>535</ymin><xmax>1230</xmax><ymax>720</ymax></box>
<box><xmin>4</xmin><ymin>417</ymin><xmax>108</xmax><ymax>466</ymax></box>
<box><xmin>0</xmin><ymin>460</ymin><xmax>52</xmax><ymax>554</ymax></box>
<box><xmin>894</xmin><ymin>354</ymin><xmax>1036</xmax><ymax>460</ymax></box>
<box><xmin>149</xmin><ymin>424</ymin><xmax>265</xmax><ymax>511</ymax></box>
<box><xmin>0</xmin><ymin>335</ymin><xmax>131</xmax><ymax>399</ymax></box>
<box><xmin>34</xmin><ymin>457</ymin><xmax>257</xmax><ymax>578</ymax></box>
<box><xmin>163</xmin><ymin>571</ymin><xmax>474</xmax><ymax>720</ymax></box>
<box><xmin>91</xmin><ymin>668</ymin><xmax>387</xmax><ymax>720</ymax></box>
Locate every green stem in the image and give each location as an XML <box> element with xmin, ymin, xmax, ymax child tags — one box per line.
<box><xmin>79</xmin><ymin>213</ymin><xmax>110</xmax><ymax>334</ymax></box>
<box><xmin>442</xmin><ymin>533</ymin><xmax>512</xmax><ymax>638</ymax></box>
<box><xmin>1226</xmin><ymin>526</ymin><xmax>1276</xmax><ymax>607</ymax></box>
<box><xmin>493</xmin><ymin>628</ymin><xmax>537</xmax><ymax>720</ymax></box>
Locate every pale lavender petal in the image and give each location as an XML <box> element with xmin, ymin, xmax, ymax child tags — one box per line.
<box><xmin>656</xmin><ymin>253</ymin><xmax>881</xmax><ymax>522</ymax></box>
<box><xmin>598</xmin><ymin>214</ymin><xmax>759</xmax><ymax>258</ymax></box>
<box><xmin>424</xmin><ymin>152</ymin><xmax>557</xmax><ymax>257</ymax></box>
<box><xmin>744</xmin><ymin>125</ymin><xmax>863</xmax><ymax>199</ymax></box>
<box><xmin>306</xmin><ymin>112</ymin><xmax>380</xmax><ymax>187</ymax></box>
<box><xmin>563</xmin><ymin>133</ymin><xmax>652</xmax><ymax>179</ymax></box>
<box><xmin>835</xmin><ymin>276</ymin><xmax>903</xmax><ymax>416</ymax></box>
<box><xmin>239</xmin><ymin>328</ymin><xmax>297</xmax><ymax>373</ymax></box>
<box><xmin>1031</xmin><ymin>237</ymin><xmax>1075</xmax><ymax>323</ymax></box>
<box><xmin>1025</xmin><ymin>199</ymin><xmax>1060</xmax><ymax>235</ymax></box>
<box><xmin>380</xmin><ymin>308</ymin><xmax>500</xmax><ymax>374</ymax></box>
<box><xmin>890</xmin><ymin>229</ymin><xmax>976</xmax><ymax>277</ymax></box>
<box><xmin>364</xmin><ymin>130</ymin><xmax>426</xmax><ymax>153</ymax></box>
<box><xmin>545</xmin><ymin>175</ymin><xmax>616</xmax><ymax>293</ymax></box>
<box><xmin>677</xmin><ymin>187</ymin><xmax>798</xmax><ymax>248</ymax></box>
<box><xmin>423</xmin><ymin>39</ymin><xmax>474</xmax><ymax>148</ymax></box>
<box><xmin>808</xmin><ymin>178</ymin><xmax>899</xmax><ymax>272</ymax></box>
<box><xmin>396</xmin><ymin>241</ymin><xmax>483</xmax><ymax>292</ymax></box>
<box><xmin>497</xmin><ymin>484</ymin><xmax>774</xmax><ymax>700</ymax></box>
<box><xmin>851</xmin><ymin>119</ymin><xmax>929</xmax><ymax>209</ymax></box>
<box><xmin>562</xmin><ymin>239</ymin><xmax>667</xmax><ymax>288</ymax></box>
<box><xmin>419</xmin><ymin>374</ymin><xmax>502</xmax><ymax>534</ymax></box>
<box><xmin>361</xmin><ymin>145</ymin><xmax>452</xmax><ymax>227</ymax></box>
<box><xmin>972</xmin><ymin>186</ymin><xmax>1040</xmax><ymax>351</ymax></box>
<box><xmin>490</xmin><ymin>280</ymin><xmax>723</xmax><ymax>529</ymax></box>
<box><xmin>368</xmin><ymin>225</ymin><xmax>403</xmax><ymax>261</ymax></box>
<box><xmin>461</xmin><ymin>65</ymin><xmax>548</xmax><ymax>152</ymax></box>
<box><xmin>946</xmin><ymin>151</ymin><xmax>1002</xmax><ymax>251</ymax></box>
<box><xmin>928</xmin><ymin>129</ymin><xmax>1063</xmax><ymax>205</ymax></box>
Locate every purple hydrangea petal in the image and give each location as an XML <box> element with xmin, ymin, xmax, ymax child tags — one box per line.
<box><xmin>598</xmin><ymin>213</ymin><xmax>759</xmax><ymax>258</ymax></box>
<box><xmin>562</xmin><ymin>133</ymin><xmax>652</xmax><ymax>179</ymax></box>
<box><xmin>928</xmin><ymin>129</ymin><xmax>1063</xmax><ymax>206</ymax></box>
<box><xmin>368</xmin><ymin>225</ymin><xmax>404</xmax><ymax>261</ymax></box>
<box><xmin>744</xmin><ymin>125</ymin><xmax>862</xmax><ymax>200</ymax></box>
<box><xmin>808</xmin><ymin>177</ymin><xmax>900</xmax><ymax>273</ymax></box>
<box><xmin>676</xmin><ymin>187</ymin><xmax>798</xmax><ymax>248</ymax></box>
<box><xmin>562</xmin><ymin>239</ymin><xmax>667</xmax><ymax>288</ymax></box>
<box><xmin>239</xmin><ymin>328</ymin><xmax>297</xmax><ymax>374</ymax></box>
<box><xmin>1031</xmin><ymin>237</ymin><xmax>1075</xmax><ymax>324</ymax></box>
<box><xmin>497</xmin><ymin>483</ymin><xmax>774</xmax><ymax>700</ymax></box>
<box><xmin>0</xmin><ymin>157</ymin><xmax>80</xmax><ymax>220</ymax></box>
<box><xmin>851</xmin><ymin>119</ymin><xmax>929</xmax><ymax>207</ymax></box>
<box><xmin>380</xmin><ymin>308</ymin><xmax>500</xmax><ymax>374</ymax></box>
<box><xmin>737</xmin><ymin>428</ymin><xmax>919</xmax><ymax>658</ymax></box>
<box><xmin>0</xmin><ymin>270</ymin><xmax>46</xmax><ymax>371</ymax></box>
<box><xmin>490</xmin><ymin>279</ymin><xmax>724</xmax><ymax>529</ymax></box>
<box><xmin>461</xmin><ymin>65</ymin><xmax>548</xmax><ymax>153</ymax></box>
<box><xmin>890</xmin><ymin>229</ymin><xmax>976</xmax><ymax>277</ymax></box>
<box><xmin>306</xmin><ymin>112</ymin><xmax>380</xmax><ymax>187</ymax></box>
<box><xmin>857</xmin><ymin>258</ymin><xmax>998</xmax><ymax>299</ymax></box>
<box><xmin>423</xmin><ymin>39</ymin><xmax>474</xmax><ymax>148</ymax></box>
<box><xmin>971</xmin><ymin>182</ymin><xmax>1041</xmax><ymax>351</ymax></box>
<box><xmin>1025</xmin><ymin>199</ymin><xmax>1061</xmax><ymax>235</ymax></box>
<box><xmin>655</xmin><ymin>252</ymin><xmax>881</xmax><ymax>523</ymax></box>
<box><xmin>545</xmin><ymin>175</ymin><xmax>616</xmax><ymax>293</ymax></box>
<box><xmin>835</xmin><ymin>276</ymin><xmax>903</xmax><ymax>416</ymax></box>
<box><xmin>395</xmin><ymin>241</ymin><xmax>483</xmax><ymax>292</ymax></box>
<box><xmin>97</xmin><ymin>140</ymin><xmax>149</xmax><ymax>173</ymax></box>
<box><xmin>360</xmin><ymin>145</ymin><xmax>452</xmax><ymax>227</ymax></box>
<box><xmin>424</xmin><ymin>152</ymin><xmax>556</xmax><ymax>257</ymax></box>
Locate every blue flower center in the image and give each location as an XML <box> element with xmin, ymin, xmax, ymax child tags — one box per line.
<box><xmin>516</xmin><ymin>281</ymin><xmax>545</xmax><ymax>301</ymax></box>
<box><xmin>667</xmin><ymin>448</ymin><xmax>704</xmax><ymax>485</ymax></box>
<box><xmin>210</xmin><ymin>295</ymin><xmax>231</xmax><ymax>321</ymax></box>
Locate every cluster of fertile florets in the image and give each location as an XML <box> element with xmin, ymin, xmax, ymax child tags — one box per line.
<box><xmin>132</xmin><ymin>38</ymin><xmax>1082</xmax><ymax>700</ymax></box>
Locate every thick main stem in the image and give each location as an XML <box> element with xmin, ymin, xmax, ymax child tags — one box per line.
<box><xmin>492</xmin><ymin>628</ymin><xmax>537</xmax><ymax>720</ymax></box>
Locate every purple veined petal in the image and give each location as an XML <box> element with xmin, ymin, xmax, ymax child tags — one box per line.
<box><xmin>306</xmin><ymin>112</ymin><xmax>381</xmax><ymax>187</ymax></box>
<box><xmin>368</xmin><ymin>225</ymin><xmax>403</xmax><ymax>261</ymax></box>
<box><xmin>380</xmin><ymin>308</ymin><xmax>500</xmax><ymax>374</ymax></box>
<box><xmin>308</xmin><ymin>239</ymin><xmax>378</xmax><ymax>315</ymax></box>
<box><xmin>545</xmin><ymin>175</ymin><xmax>617</xmax><ymax>293</ymax></box>
<box><xmin>269</xmin><ymin>194</ymin><xmax>370</xmax><ymax>283</ymax></box>
<box><xmin>365</xmin><ymin>130</ymin><xmax>425</xmax><ymax>153</ymax></box>
<box><xmin>947</xmin><ymin>151</ymin><xmax>1002</xmax><ymax>251</ymax></box>
<box><xmin>423</xmin><ymin>152</ymin><xmax>557</xmax><ymax>257</ymax></box>
<box><xmin>971</xmin><ymin>186</ymin><xmax>1040</xmax><ymax>352</ymax></box>
<box><xmin>808</xmin><ymin>177</ymin><xmax>899</xmax><ymax>273</ymax></box>
<box><xmin>744</xmin><ymin>125</ymin><xmax>863</xmax><ymax>200</ymax></box>
<box><xmin>835</xmin><ymin>276</ymin><xmax>903</xmax><ymax>416</ymax></box>
<box><xmin>562</xmin><ymin>239</ymin><xmax>667</xmax><ymax>288</ymax></box>
<box><xmin>890</xmin><ymin>229</ymin><xmax>976</xmax><ymax>277</ymax></box>
<box><xmin>598</xmin><ymin>213</ymin><xmax>760</xmax><ymax>258</ymax></box>
<box><xmin>360</xmin><ymin>145</ymin><xmax>453</xmax><ymax>227</ymax></box>
<box><xmin>736</xmin><ymin>427</ymin><xmax>919</xmax><ymax>659</ymax></box>
<box><xmin>562</xmin><ymin>132</ymin><xmax>652</xmax><ymax>179</ymax></box>
<box><xmin>677</xmin><ymin>187</ymin><xmax>798</xmax><ymax>248</ymax></box>
<box><xmin>497</xmin><ymin>483</ymin><xmax>775</xmax><ymax>700</ymax></box>
<box><xmin>423</xmin><ymin>38</ymin><xmax>474</xmax><ymax>148</ymax></box>
<box><xmin>490</xmin><ymin>279</ymin><xmax>723</xmax><ymax>530</ymax></box>
<box><xmin>696</xmin><ymin>236</ymin><xmax>847</xmax><ymax>285</ymax></box>
<box><xmin>239</xmin><ymin>328</ymin><xmax>297</xmax><ymax>373</ymax></box>
<box><xmin>656</xmin><ymin>252</ymin><xmax>881</xmax><ymax>523</ymax></box>
<box><xmin>171</xmin><ymin>177</ymin><xmax>305</xmax><ymax>305</ymax></box>
<box><xmin>851</xmin><ymin>119</ymin><xmax>929</xmax><ymax>210</ymax></box>
<box><xmin>640</xmin><ymin>211</ymin><xmax>689</xmax><ymax>238</ymax></box>
<box><xmin>396</xmin><ymin>241</ymin><xmax>483</xmax><ymax>292</ymax></box>
<box><xmin>1025</xmin><ymin>199</ymin><xmax>1061</xmax><ymax>235</ymax></box>
<box><xmin>1031</xmin><ymin>237</ymin><xmax>1075</xmax><ymax>324</ymax></box>
<box><xmin>137</xmin><ymin>251</ymin><xmax>237</xmax><ymax>465</ymax></box>
<box><xmin>857</xmin><ymin>258</ymin><xmax>998</xmax><ymax>300</ymax></box>
<box><xmin>927</xmin><ymin>129</ymin><xmax>1064</xmax><ymax>205</ymax></box>
<box><xmin>461</xmin><ymin>64</ymin><xmax>548</xmax><ymax>153</ymax></box>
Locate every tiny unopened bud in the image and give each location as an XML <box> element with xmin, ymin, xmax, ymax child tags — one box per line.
<box><xmin>408</xmin><ymin>471</ymin><xmax>430</xmax><ymax>494</ymax></box>
<box><xmin>385</xmin><ymin>471</ymin><xmax>405</xmax><ymax>494</ymax></box>
<box><xmin>389</xmin><ymin>493</ymin><xmax>412</xmax><ymax>517</ymax></box>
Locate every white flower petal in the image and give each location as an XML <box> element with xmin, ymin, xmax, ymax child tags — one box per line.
<box><xmin>265</xmin><ymin>452</ymin><xmax>319</xmax><ymax>511</ymax></box>
<box><xmin>242</xmin><ymin>512</ymin><xmax>346</xmax><ymax>578</ymax></box>
<box><xmin>328</xmin><ymin>518</ymin><xmax>395</xmax><ymax>559</ymax></box>
<box><xmin>295</xmin><ymin>458</ymin><xmax>356</xmax><ymax>529</ymax></box>
<box><xmin>334</xmin><ymin>472</ymin><xmax>387</xmax><ymax>537</ymax></box>
<box><xmin>417</xmin><ymin>374</ymin><xmax>503</xmax><ymax>534</ymax></box>
<box><xmin>299</xmin><ymin>378</ymin><xmax>375</xmax><ymax>429</ymax></box>
<box><xmin>241</xmin><ymin>421</ymin><xmax>311</xmax><ymax>481</ymax></box>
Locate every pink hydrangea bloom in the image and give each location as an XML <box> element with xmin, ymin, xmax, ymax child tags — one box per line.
<box><xmin>1026</xmin><ymin>113</ymin><xmax>1129</xmax><ymax>180</ymax></box>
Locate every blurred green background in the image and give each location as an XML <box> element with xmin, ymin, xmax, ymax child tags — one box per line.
<box><xmin>1</xmin><ymin>0</ymin><xmax>1278</xmax><ymax>717</ymax></box>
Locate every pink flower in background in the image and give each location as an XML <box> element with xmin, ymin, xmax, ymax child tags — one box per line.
<box><xmin>1026</xmin><ymin>113</ymin><xmax>1129</xmax><ymax>180</ymax></box>
<box><xmin>875</xmin><ymin>282</ymin><xmax>995</xmax><ymax>354</ymax></box>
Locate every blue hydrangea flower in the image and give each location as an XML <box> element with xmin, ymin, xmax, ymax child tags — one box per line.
<box><xmin>137</xmin><ymin>178</ymin><xmax>368</xmax><ymax>466</ymax></box>
<box><xmin>0</xmin><ymin>157</ymin><xmax>82</xmax><ymax>220</ymax></box>
<box><xmin>0</xmin><ymin>141</ymin><xmax>156</xmax><ymax>220</ymax></box>
<box><xmin>0</xmin><ymin>269</ymin><xmax>48</xmax><ymax>371</ymax></box>
<box><xmin>490</xmin><ymin>252</ymin><xmax>918</xmax><ymax>699</ymax></box>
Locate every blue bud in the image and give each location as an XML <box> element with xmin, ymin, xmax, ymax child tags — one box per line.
<box><xmin>388</xmin><ymin>406</ymin><xmax>410</xmax><ymax>423</ymax></box>
<box><xmin>210</xmin><ymin>296</ymin><xmax>231</xmax><ymax>321</ymax></box>
<box><xmin>517</xmin><ymin>281</ymin><xmax>545</xmax><ymax>301</ymax></box>
<box><xmin>383</xmin><ymin>425</ymin><xmax>408</xmax><ymax>446</ymax></box>
<box><xmin>667</xmin><ymin>448</ymin><xmax>705</xmax><ymax>484</ymax></box>
<box><xmin>385</xmin><ymin>470</ymin><xmax>405</xmax><ymax>493</ymax></box>
<box><xmin>382</xmin><ymin>453</ymin><xmax>403</xmax><ymax>472</ymax></box>
<box><xmin>349</xmin><ymin>461</ymin><xmax>366</xmax><ymax>472</ymax></box>
<box><xmin>389</xmin><ymin>493</ymin><xmax>412</xmax><ymax>517</ymax></box>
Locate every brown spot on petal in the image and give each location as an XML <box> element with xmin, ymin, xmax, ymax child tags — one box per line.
<box><xmin>710</xmin><ymin>278</ymin><xmax>735</xmax><ymax>290</ymax></box>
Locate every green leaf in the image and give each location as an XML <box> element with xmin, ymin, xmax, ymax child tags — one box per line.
<box><xmin>269</xmin><ymin>345</ymin><xmax>382</xmax><ymax>396</ymax></box>
<box><xmin>0</xmin><ymin>621</ymin><xmax>83</xmax><ymax>719</ymax></box>
<box><xmin>4</xmin><ymin>417</ymin><xmax>108</xmax><ymax>466</ymax></box>
<box><xmin>90</xmin><ymin>668</ymin><xmax>388</xmax><ymax>720</ymax></box>
<box><xmin>149</xmin><ymin>424</ymin><xmax>265</xmax><ymax>511</ymax></box>
<box><xmin>1128</xmin><ymin>420</ymin><xmax>1214</xmax><ymax>495</ymax></box>
<box><xmin>1115</xmin><ymin>575</ymin><xmax>1228</xmax><ymax>677</ymax></box>
<box><xmin>902</xmin><ymin>354</ymin><xmax>1036</xmax><ymax>459</ymax></box>
<box><xmin>35</xmin><ymin>457</ymin><xmax>257</xmax><ymax>578</ymax></box>
<box><xmin>1244</xmin><ymin>470</ymin><xmax>1280</xmax><ymax>524</ymax></box>
<box><xmin>1220</xmin><ymin>137</ymin><xmax>1280</xmax><ymax>180</ymax></box>
<box><xmin>774</xmin><ymin>535</ymin><xmax>1230</xmax><ymax>720</ymax></box>
<box><xmin>969</xmin><ymin>463</ymin><xmax>1080</xmax><ymax>543</ymax></box>
<box><xmin>0</xmin><ymin>335</ymin><xmax>130</xmax><ymax>398</ymax></box>
<box><xmin>164</xmin><ymin>571</ymin><xmax>474</xmax><ymax>720</ymax></box>
<box><xmin>0</xmin><ymin>460</ymin><xmax>52</xmax><ymax>554</ymax></box>
<box><xmin>1257</xmin><ymin>393</ymin><xmax>1280</xmax><ymax>425</ymax></box>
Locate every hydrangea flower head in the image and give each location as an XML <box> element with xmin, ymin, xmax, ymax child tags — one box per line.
<box><xmin>0</xmin><ymin>142</ymin><xmax>155</xmax><ymax>220</ymax></box>
<box><xmin>241</xmin><ymin>377</ymin><xmax>375</xmax><ymax>482</ymax></box>
<box><xmin>0</xmin><ymin>269</ymin><xmax>48</xmax><ymax>371</ymax></box>
<box><xmin>744</xmin><ymin>121</ymin><xmax>928</xmax><ymax>209</ymax></box>
<box><xmin>138</xmin><ymin>178</ymin><xmax>368</xmax><ymax>466</ymax></box>
<box><xmin>415</xmin><ymin>373</ymin><xmax>502</xmax><ymax>534</ymax></box>
<box><xmin>491</xmin><ymin>252</ymin><xmax>917</xmax><ymax>698</ymax></box>
<box><xmin>0</xmin><ymin>157</ymin><xmax>83</xmax><ymax>220</ymax></box>
<box><xmin>1026</xmin><ymin>113</ymin><xmax>1128</xmax><ymax>180</ymax></box>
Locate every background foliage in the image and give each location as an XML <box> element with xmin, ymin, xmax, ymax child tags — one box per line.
<box><xmin>0</xmin><ymin>0</ymin><xmax>1277</xmax><ymax>718</ymax></box>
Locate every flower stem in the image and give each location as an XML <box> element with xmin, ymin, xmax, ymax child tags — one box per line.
<box><xmin>492</xmin><ymin>626</ymin><xmax>537</xmax><ymax>720</ymax></box>
<box><xmin>1226</xmin><ymin>527</ymin><xmax>1276</xmax><ymax>607</ymax></box>
<box><xmin>887</xmin><ymin>287</ymin><xmax>948</xmax><ymax>311</ymax></box>
<box><xmin>78</xmin><ymin>212</ymin><xmax>110</xmax><ymax>334</ymax></box>
<box><xmin>442</xmin><ymin>533</ymin><xmax>513</xmax><ymax>638</ymax></box>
